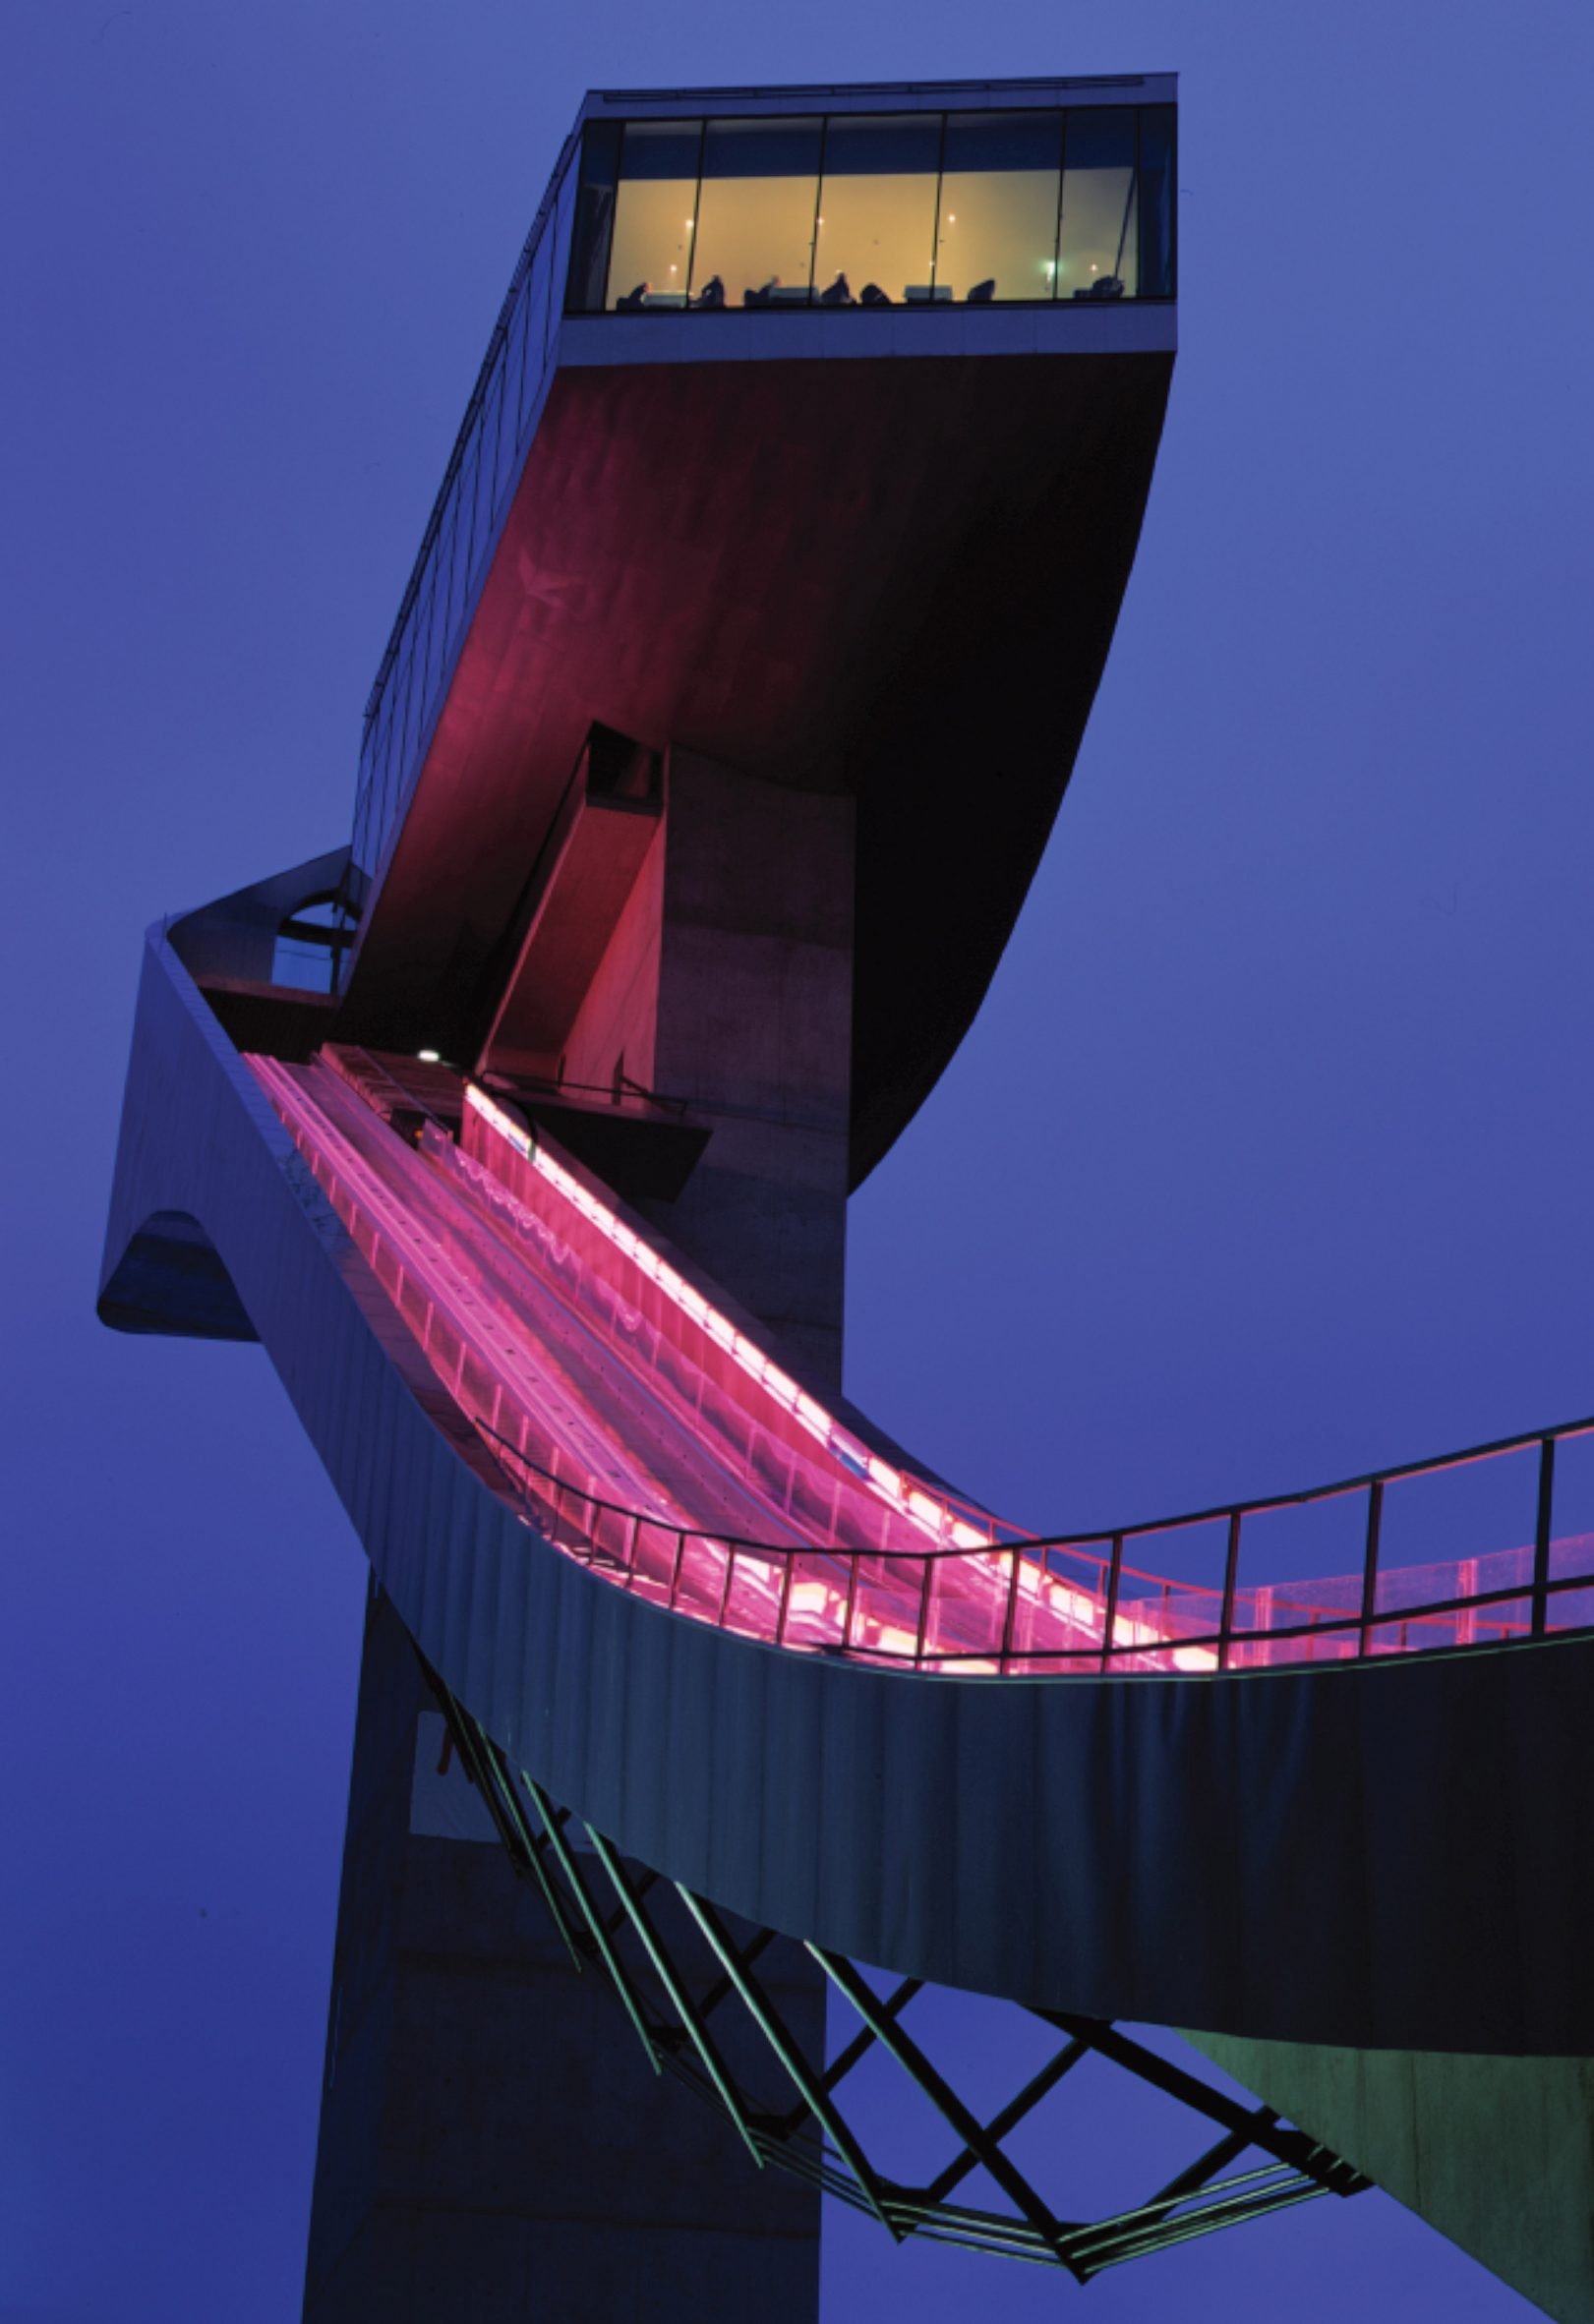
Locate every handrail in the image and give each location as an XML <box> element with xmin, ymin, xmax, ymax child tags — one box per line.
<box><xmin>459</xmin><ymin>1067</ymin><xmax>1593</xmax><ymax>1559</ymax></box>
<box><xmin>1105</xmin><ymin>1415</ymin><xmax>1594</xmax><ymax>1542</ymax></box>
<box><xmin>483</xmin><ymin>1070</ymin><xmax>693</xmax><ymax>1121</ymax></box>
<box><xmin>477</xmin><ymin>1412</ymin><xmax>1594</xmax><ymax>1567</ymax></box>
<box><xmin>474</xmin><ymin>1416</ymin><xmax>1594</xmax><ymax>1677</ymax></box>
<box><xmin>256</xmin><ymin>1054</ymin><xmax>1594</xmax><ymax>1681</ymax></box>
<box><xmin>838</xmin><ymin>1573</ymin><xmax>1590</xmax><ymax>1669</ymax></box>
<box><xmin>473</xmin><ymin>1420</ymin><xmax>1083</xmax><ymax>1565</ymax></box>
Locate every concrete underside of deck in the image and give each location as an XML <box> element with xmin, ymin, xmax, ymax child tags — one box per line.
<box><xmin>1185</xmin><ymin>2031</ymin><xmax>1594</xmax><ymax>2321</ymax></box>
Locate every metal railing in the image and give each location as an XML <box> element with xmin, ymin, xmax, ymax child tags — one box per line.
<box><xmin>256</xmin><ymin>1050</ymin><xmax>1594</xmax><ymax>1684</ymax></box>
<box><xmin>476</xmin><ymin>1414</ymin><xmax>1594</xmax><ymax>1679</ymax></box>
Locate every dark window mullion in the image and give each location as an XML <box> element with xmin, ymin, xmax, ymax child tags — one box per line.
<box><xmin>927</xmin><ymin>112</ymin><xmax>948</xmax><ymax>297</ymax></box>
<box><xmin>489</xmin><ymin>332</ymin><xmax>512</xmax><ymax>510</ymax></box>
<box><xmin>806</xmin><ymin>117</ymin><xmax>829</xmax><ymax>302</ymax></box>
<box><xmin>1050</xmin><ymin>109</ymin><xmax>1069</xmax><ymax>301</ymax></box>
<box><xmin>1171</xmin><ymin>105</ymin><xmax>1179</xmax><ymax>295</ymax></box>
<box><xmin>1114</xmin><ymin>110</ymin><xmax>1139</xmax><ymax>288</ymax></box>
<box><xmin>683</xmin><ymin>120</ymin><xmax>707</xmax><ymax>301</ymax></box>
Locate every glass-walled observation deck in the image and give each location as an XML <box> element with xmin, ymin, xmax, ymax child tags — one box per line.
<box><xmin>570</xmin><ymin>103</ymin><xmax>1174</xmax><ymax>315</ymax></box>
<box><xmin>347</xmin><ymin>78</ymin><xmax>1175</xmax><ymax>909</ymax></box>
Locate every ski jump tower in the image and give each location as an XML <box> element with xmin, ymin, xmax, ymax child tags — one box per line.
<box><xmin>102</xmin><ymin>77</ymin><xmax>1594</xmax><ymax>2324</ymax></box>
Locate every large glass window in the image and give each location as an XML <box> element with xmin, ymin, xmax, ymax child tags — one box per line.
<box><xmin>445</xmin><ymin>447</ymin><xmax>477</xmax><ymax>634</ymax></box>
<box><xmin>1136</xmin><ymin>106</ymin><xmax>1175</xmax><ymax>298</ymax></box>
<box><xmin>691</xmin><ymin>118</ymin><xmax>822</xmax><ymax>307</ymax></box>
<box><xmin>567</xmin><ymin>120</ymin><xmax>622</xmax><ymax>317</ymax></box>
<box><xmin>501</xmin><ymin>275</ymin><xmax>531</xmax><ymax>460</ymax></box>
<box><xmin>357</xmin><ymin>105</ymin><xmax>1176</xmax><ymax>877</ymax></box>
<box><xmin>477</xmin><ymin>368</ymin><xmax>505</xmax><ymax>535</ymax></box>
<box><xmin>606</xmin><ymin>121</ymin><xmax>703</xmax><ymax>309</ymax></box>
<box><xmin>812</xmin><ymin>114</ymin><xmax>942</xmax><ymax>306</ymax></box>
<box><xmin>935</xmin><ymin>111</ymin><xmax>1063</xmax><ymax>304</ymax></box>
<box><xmin>1057</xmin><ymin>109</ymin><xmax>1139</xmax><ymax>301</ymax></box>
<box><xmin>564</xmin><ymin>104</ymin><xmax>1175</xmax><ymax>316</ymax></box>
<box><xmin>524</xmin><ymin>225</ymin><xmax>554</xmax><ymax>408</ymax></box>
<box><xmin>423</xmin><ymin>553</ymin><xmax>448</xmax><ymax>706</ymax></box>
<box><xmin>550</xmin><ymin>143</ymin><xmax>581</xmax><ymax>319</ymax></box>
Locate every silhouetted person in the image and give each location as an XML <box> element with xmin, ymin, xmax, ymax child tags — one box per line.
<box><xmin>818</xmin><ymin>270</ymin><xmax>855</xmax><ymax>307</ymax></box>
<box><xmin>615</xmin><ymin>282</ymin><xmax>649</xmax><ymax>312</ymax></box>
<box><xmin>967</xmin><ymin>278</ymin><xmax>996</xmax><ymax>304</ymax></box>
<box><xmin>743</xmin><ymin>275</ymin><xmax>781</xmax><ymax>307</ymax></box>
<box><xmin>859</xmin><ymin>282</ymin><xmax>892</xmax><ymax>308</ymax></box>
<box><xmin>1075</xmin><ymin>275</ymin><xmax>1125</xmax><ymax>301</ymax></box>
<box><xmin>693</xmin><ymin>274</ymin><xmax>726</xmax><ymax>310</ymax></box>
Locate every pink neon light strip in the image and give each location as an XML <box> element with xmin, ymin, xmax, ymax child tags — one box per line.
<box><xmin>249</xmin><ymin>1055</ymin><xmax>1593</xmax><ymax>1676</ymax></box>
<box><xmin>462</xmin><ymin>1082</ymin><xmax>1003</xmax><ymax>1556</ymax></box>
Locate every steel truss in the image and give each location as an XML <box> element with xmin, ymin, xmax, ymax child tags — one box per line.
<box><xmin>425</xmin><ymin>1659</ymin><xmax>1368</xmax><ymax>2282</ymax></box>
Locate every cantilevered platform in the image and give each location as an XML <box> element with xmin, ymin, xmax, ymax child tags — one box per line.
<box><xmin>332</xmin><ymin>78</ymin><xmax>1177</xmax><ymax>1184</ymax></box>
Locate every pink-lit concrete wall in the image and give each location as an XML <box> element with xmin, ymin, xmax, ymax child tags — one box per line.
<box><xmin>561</xmin><ymin>818</ymin><xmax>664</xmax><ymax>1093</ymax></box>
<box><xmin>645</xmin><ymin>750</ymin><xmax>855</xmax><ymax>1385</ymax></box>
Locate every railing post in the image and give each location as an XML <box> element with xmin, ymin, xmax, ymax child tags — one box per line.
<box><xmin>840</xmin><ymin>1553</ymin><xmax>861</xmax><ymax>1656</ymax></box>
<box><xmin>667</xmin><ymin>1529</ymin><xmax>686</xmax><ymax>1610</ymax></box>
<box><xmin>623</xmin><ymin>1510</ymin><xmax>640</xmax><ymax>1591</ymax></box>
<box><xmin>1100</xmin><ymin>1534</ymin><xmax>1124</xmax><ymax>1674</ymax></box>
<box><xmin>998</xmin><ymin>1546</ymin><xmax>1023</xmax><ymax>1673</ymax></box>
<box><xmin>776</xmin><ymin>1550</ymin><xmax>797</xmax><ymax>1648</ymax></box>
<box><xmin>915</xmin><ymin>1553</ymin><xmax>936</xmax><ymax>1670</ymax></box>
<box><xmin>1532</xmin><ymin>1433</ymin><xmax>1556</xmax><ymax>1638</ymax></box>
<box><xmin>1358</xmin><ymin>1479</ymin><xmax>1384</xmax><ymax>1657</ymax></box>
<box><xmin>717</xmin><ymin>1542</ymin><xmax>738</xmax><ymax>1627</ymax></box>
<box><xmin>1457</xmin><ymin>1557</ymin><xmax>1478</xmax><ymax>1649</ymax></box>
<box><xmin>561</xmin><ymin>1486</ymin><xmax>585</xmax><ymax>1560</ymax></box>
<box><xmin>1218</xmin><ymin>1509</ymin><xmax>1243</xmax><ymax>1671</ymax></box>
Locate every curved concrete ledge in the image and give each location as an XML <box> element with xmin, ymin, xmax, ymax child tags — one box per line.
<box><xmin>101</xmin><ymin>926</ymin><xmax>1594</xmax><ymax>2057</ymax></box>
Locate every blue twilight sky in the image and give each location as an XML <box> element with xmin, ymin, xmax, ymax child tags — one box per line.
<box><xmin>3</xmin><ymin>0</ymin><xmax>1590</xmax><ymax>2317</ymax></box>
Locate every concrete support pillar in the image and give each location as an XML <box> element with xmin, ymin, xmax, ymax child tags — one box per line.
<box><xmin>642</xmin><ymin>750</ymin><xmax>855</xmax><ymax>1389</ymax></box>
<box><xmin>306</xmin><ymin>753</ymin><xmax>848</xmax><ymax>2320</ymax></box>
<box><xmin>305</xmin><ymin>1589</ymin><xmax>822</xmax><ymax>2322</ymax></box>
